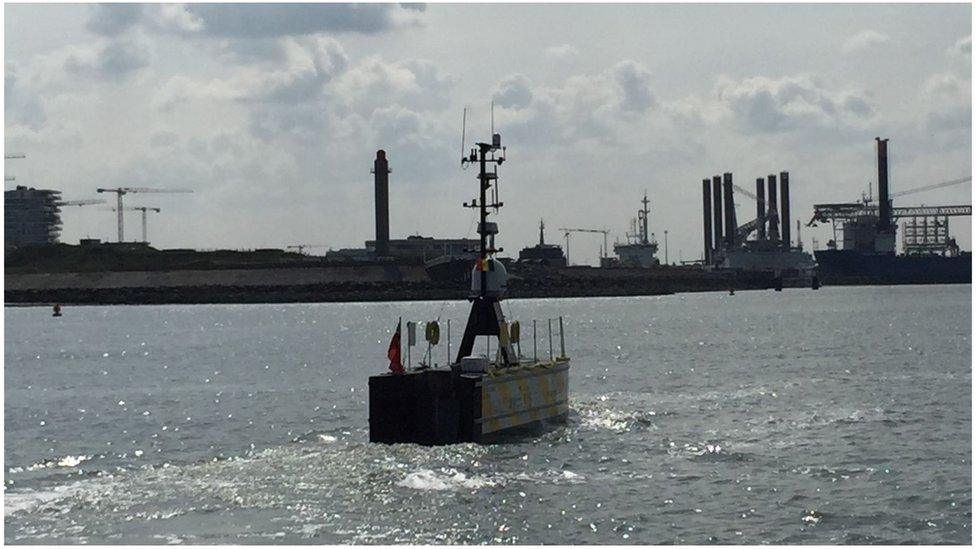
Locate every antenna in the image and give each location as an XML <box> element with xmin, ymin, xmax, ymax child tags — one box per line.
<box><xmin>490</xmin><ymin>100</ymin><xmax>495</xmax><ymax>136</ymax></box>
<box><xmin>460</xmin><ymin>107</ymin><xmax>467</xmax><ymax>165</ymax></box>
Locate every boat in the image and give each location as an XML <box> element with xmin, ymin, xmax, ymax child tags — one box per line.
<box><xmin>814</xmin><ymin>248</ymin><xmax>971</xmax><ymax>285</ymax></box>
<box><xmin>368</xmin><ymin>131</ymin><xmax>571</xmax><ymax>445</ymax></box>
<box><xmin>517</xmin><ymin>219</ymin><xmax>567</xmax><ymax>267</ymax></box>
<box><xmin>808</xmin><ymin>137</ymin><xmax>972</xmax><ymax>286</ymax></box>
<box><xmin>612</xmin><ymin>192</ymin><xmax>659</xmax><ymax>268</ymax></box>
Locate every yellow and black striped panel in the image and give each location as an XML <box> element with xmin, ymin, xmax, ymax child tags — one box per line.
<box><xmin>479</xmin><ymin>360</ymin><xmax>570</xmax><ymax>435</ymax></box>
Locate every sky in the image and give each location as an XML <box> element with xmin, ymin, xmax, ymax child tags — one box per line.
<box><xmin>4</xmin><ymin>3</ymin><xmax>972</xmax><ymax>264</ymax></box>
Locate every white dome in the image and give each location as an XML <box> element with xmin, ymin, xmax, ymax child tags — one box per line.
<box><xmin>470</xmin><ymin>258</ymin><xmax>508</xmax><ymax>298</ymax></box>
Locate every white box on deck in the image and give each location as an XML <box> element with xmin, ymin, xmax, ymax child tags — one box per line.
<box><xmin>460</xmin><ymin>356</ymin><xmax>490</xmax><ymax>373</ymax></box>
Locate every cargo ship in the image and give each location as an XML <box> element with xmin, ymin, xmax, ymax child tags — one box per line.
<box><xmin>808</xmin><ymin>137</ymin><xmax>971</xmax><ymax>286</ymax></box>
<box><xmin>612</xmin><ymin>192</ymin><xmax>659</xmax><ymax>267</ymax></box>
<box><xmin>369</xmin><ymin>131</ymin><xmax>570</xmax><ymax>445</ymax></box>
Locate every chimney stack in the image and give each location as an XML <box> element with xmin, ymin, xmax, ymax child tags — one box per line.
<box><xmin>702</xmin><ymin>179</ymin><xmax>713</xmax><ymax>264</ymax></box>
<box><xmin>780</xmin><ymin>171</ymin><xmax>791</xmax><ymax>248</ymax></box>
<box><xmin>722</xmin><ymin>173</ymin><xmax>736</xmax><ymax>248</ymax></box>
<box><xmin>767</xmin><ymin>174</ymin><xmax>779</xmax><ymax>242</ymax></box>
<box><xmin>712</xmin><ymin>175</ymin><xmax>723</xmax><ymax>252</ymax></box>
<box><xmin>755</xmin><ymin>177</ymin><xmax>766</xmax><ymax>240</ymax></box>
<box><xmin>876</xmin><ymin>137</ymin><xmax>891</xmax><ymax>231</ymax></box>
<box><xmin>374</xmin><ymin>150</ymin><xmax>390</xmax><ymax>257</ymax></box>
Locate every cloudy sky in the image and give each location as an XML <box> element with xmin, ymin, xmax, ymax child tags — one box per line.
<box><xmin>5</xmin><ymin>3</ymin><xmax>972</xmax><ymax>263</ymax></box>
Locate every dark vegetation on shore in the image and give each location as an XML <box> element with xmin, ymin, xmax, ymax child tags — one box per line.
<box><xmin>5</xmin><ymin>243</ymin><xmax>785</xmax><ymax>305</ymax></box>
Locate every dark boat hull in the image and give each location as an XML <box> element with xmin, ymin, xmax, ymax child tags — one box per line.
<box><xmin>814</xmin><ymin>250</ymin><xmax>972</xmax><ymax>285</ymax></box>
<box><xmin>368</xmin><ymin>360</ymin><xmax>570</xmax><ymax>445</ymax></box>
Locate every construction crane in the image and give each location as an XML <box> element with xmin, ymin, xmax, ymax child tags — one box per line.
<box><xmin>5</xmin><ymin>153</ymin><xmax>25</xmax><ymax>182</ymax></box>
<box><xmin>732</xmin><ymin>182</ymin><xmax>757</xmax><ymax>201</ymax></box>
<box><xmin>722</xmin><ymin>183</ymin><xmax>781</xmax><ymax>244</ymax></box>
<box><xmin>58</xmin><ymin>199</ymin><xmax>106</xmax><ymax>207</ymax></box>
<box><xmin>109</xmin><ymin>206</ymin><xmax>161</xmax><ymax>244</ymax></box>
<box><xmin>96</xmin><ymin>187</ymin><xmax>192</xmax><ymax>242</ymax></box>
<box><xmin>286</xmin><ymin>244</ymin><xmax>331</xmax><ymax>255</ymax></box>
<box><xmin>558</xmin><ymin>227</ymin><xmax>610</xmax><ymax>265</ymax></box>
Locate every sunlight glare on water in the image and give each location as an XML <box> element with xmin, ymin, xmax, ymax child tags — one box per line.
<box><xmin>4</xmin><ymin>285</ymin><xmax>972</xmax><ymax>543</ymax></box>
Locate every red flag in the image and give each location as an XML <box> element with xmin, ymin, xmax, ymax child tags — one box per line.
<box><xmin>388</xmin><ymin>319</ymin><xmax>404</xmax><ymax>374</ymax></box>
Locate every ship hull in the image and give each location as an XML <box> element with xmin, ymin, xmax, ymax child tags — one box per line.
<box><xmin>369</xmin><ymin>360</ymin><xmax>570</xmax><ymax>445</ymax></box>
<box><xmin>814</xmin><ymin>249</ymin><xmax>972</xmax><ymax>285</ymax></box>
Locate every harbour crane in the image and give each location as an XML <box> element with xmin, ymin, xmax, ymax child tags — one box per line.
<box><xmin>109</xmin><ymin>206</ymin><xmax>161</xmax><ymax>244</ymax></box>
<box><xmin>890</xmin><ymin>176</ymin><xmax>971</xmax><ymax>198</ymax></box>
<box><xmin>809</xmin><ymin>175</ymin><xmax>972</xmax><ymax>227</ymax></box>
<box><xmin>96</xmin><ymin>187</ymin><xmax>192</xmax><ymax>242</ymax></box>
<box><xmin>558</xmin><ymin>227</ymin><xmax>610</xmax><ymax>265</ymax></box>
<box><xmin>722</xmin><ymin>182</ymin><xmax>779</xmax><ymax>244</ymax></box>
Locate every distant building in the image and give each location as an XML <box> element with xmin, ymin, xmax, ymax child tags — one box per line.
<box><xmin>5</xmin><ymin>186</ymin><xmax>63</xmax><ymax>247</ymax></box>
<box><xmin>518</xmin><ymin>219</ymin><xmax>566</xmax><ymax>267</ymax></box>
<box><xmin>327</xmin><ymin>236</ymin><xmax>478</xmax><ymax>262</ymax></box>
<box><xmin>326</xmin><ymin>150</ymin><xmax>479</xmax><ymax>263</ymax></box>
<box><xmin>368</xmin><ymin>236</ymin><xmax>478</xmax><ymax>261</ymax></box>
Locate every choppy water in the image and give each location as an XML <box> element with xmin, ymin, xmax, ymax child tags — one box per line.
<box><xmin>4</xmin><ymin>285</ymin><xmax>971</xmax><ymax>544</ymax></box>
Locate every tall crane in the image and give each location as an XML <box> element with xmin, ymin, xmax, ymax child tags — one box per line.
<box><xmin>58</xmin><ymin>199</ymin><xmax>106</xmax><ymax>207</ymax></box>
<box><xmin>558</xmin><ymin>227</ymin><xmax>610</xmax><ymax>265</ymax></box>
<box><xmin>723</xmin><ymin>182</ymin><xmax>780</xmax><ymax>244</ymax></box>
<box><xmin>109</xmin><ymin>206</ymin><xmax>161</xmax><ymax>244</ymax></box>
<box><xmin>890</xmin><ymin>176</ymin><xmax>971</xmax><ymax>198</ymax></box>
<box><xmin>5</xmin><ymin>153</ymin><xmax>25</xmax><ymax>182</ymax></box>
<box><xmin>96</xmin><ymin>187</ymin><xmax>191</xmax><ymax>242</ymax></box>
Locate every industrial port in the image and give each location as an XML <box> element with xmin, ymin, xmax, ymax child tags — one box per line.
<box><xmin>4</xmin><ymin>135</ymin><xmax>971</xmax><ymax>304</ymax></box>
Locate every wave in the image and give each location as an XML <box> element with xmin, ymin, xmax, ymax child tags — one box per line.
<box><xmin>396</xmin><ymin>468</ymin><xmax>495</xmax><ymax>491</ymax></box>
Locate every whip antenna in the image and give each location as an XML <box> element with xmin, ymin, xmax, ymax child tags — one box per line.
<box><xmin>490</xmin><ymin>100</ymin><xmax>495</xmax><ymax>136</ymax></box>
<box><xmin>460</xmin><ymin>107</ymin><xmax>467</xmax><ymax>165</ymax></box>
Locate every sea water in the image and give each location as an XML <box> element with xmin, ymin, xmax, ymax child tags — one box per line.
<box><xmin>4</xmin><ymin>285</ymin><xmax>971</xmax><ymax>543</ymax></box>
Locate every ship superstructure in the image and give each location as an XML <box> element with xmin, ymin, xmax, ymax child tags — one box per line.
<box><xmin>613</xmin><ymin>192</ymin><xmax>659</xmax><ymax>267</ymax></box>
<box><xmin>808</xmin><ymin>137</ymin><xmax>971</xmax><ymax>284</ymax></box>
<box><xmin>700</xmin><ymin>171</ymin><xmax>816</xmax><ymax>281</ymax></box>
<box><xmin>518</xmin><ymin>219</ymin><xmax>566</xmax><ymax>266</ymax></box>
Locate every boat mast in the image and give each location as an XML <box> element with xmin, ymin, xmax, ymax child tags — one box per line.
<box><xmin>640</xmin><ymin>191</ymin><xmax>650</xmax><ymax>244</ymax></box>
<box><xmin>456</xmin><ymin>132</ymin><xmax>514</xmax><ymax>365</ymax></box>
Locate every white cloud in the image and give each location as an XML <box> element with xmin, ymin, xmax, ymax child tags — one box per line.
<box><xmin>842</xmin><ymin>30</ymin><xmax>890</xmax><ymax>53</ymax></box>
<box><xmin>151</xmin><ymin>5</ymin><xmax>204</xmax><ymax>34</ymax></box>
<box><xmin>332</xmin><ymin>56</ymin><xmax>453</xmax><ymax>115</ymax></box>
<box><xmin>492</xmin><ymin>60</ymin><xmax>658</xmax><ymax>147</ymax></box>
<box><xmin>613</xmin><ymin>61</ymin><xmax>655</xmax><ymax>113</ymax></box>
<box><xmin>63</xmin><ymin>37</ymin><xmax>151</xmax><ymax>80</ymax></box>
<box><xmin>96</xmin><ymin>3</ymin><xmax>425</xmax><ymax>38</ymax></box>
<box><xmin>715</xmin><ymin>74</ymin><xmax>874</xmax><ymax>133</ymax></box>
<box><xmin>492</xmin><ymin>74</ymin><xmax>534</xmax><ymax>109</ymax></box>
<box><xmin>86</xmin><ymin>4</ymin><xmax>143</xmax><ymax>36</ymax></box>
<box><xmin>6</xmin><ymin>4</ymin><xmax>970</xmax><ymax>256</ymax></box>
<box><xmin>545</xmin><ymin>44</ymin><xmax>578</xmax><ymax>59</ymax></box>
<box><xmin>154</xmin><ymin>35</ymin><xmax>348</xmax><ymax>109</ymax></box>
<box><xmin>5</xmin><ymin>62</ymin><xmax>47</xmax><ymax>129</ymax></box>
<box><xmin>948</xmin><ymin>35</ymin><xmax>971</xmax><ymax>57</ymax></box>
<box><xmin>921</xmin><ymin>71</ymin><xmax>971</xmax><ymax>132</ymax></box>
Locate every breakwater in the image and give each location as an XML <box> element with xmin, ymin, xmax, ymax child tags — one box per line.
<box><xmin>4</xmin><ymin>264</ymin><xmax>783</xmax><ymax>305</ymax></box>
